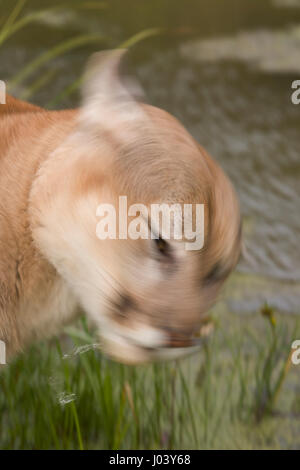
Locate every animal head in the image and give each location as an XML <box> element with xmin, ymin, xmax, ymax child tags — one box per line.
<box><xmin>30</xmin><ymin>50</ymin><xmax>241</xmax><ymax>364</ymax></box>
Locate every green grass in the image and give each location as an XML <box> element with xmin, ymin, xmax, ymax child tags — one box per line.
<box><xmin>0</xmin><ymin>309</ymin><xmax>299</xmax><ymax>450</ymax></box>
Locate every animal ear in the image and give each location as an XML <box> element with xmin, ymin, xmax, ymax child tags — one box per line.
<box><xmin>79</xmin><ymin>49</ymin><xmax>147</xmax><ymax>136</ymax></box>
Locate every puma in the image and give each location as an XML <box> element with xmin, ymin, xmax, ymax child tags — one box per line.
<box><xmin>0</xmin><ymin>51</ymin><xmax>241</xmax><ymax>364</ymax></box>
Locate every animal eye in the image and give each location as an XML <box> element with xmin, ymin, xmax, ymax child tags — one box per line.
<box><xmin>154</xmin><ymin>237</ymin><xmax>169</xmax><ymax>256</ymax></box>
<box><xmin>203</xmin><ymin>262</ymin><xmax>229</xmax><ymax>285</ymax></box>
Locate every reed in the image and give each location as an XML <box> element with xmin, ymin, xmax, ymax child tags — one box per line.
<box><xmin>0</xmin><ymin>311</ymin><xmax>297</xmax><ymax>449</ymax></box>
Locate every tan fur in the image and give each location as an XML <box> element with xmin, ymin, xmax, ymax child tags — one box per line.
<box><xmin>0</xmin><ymin>96</ymin><xmax>79</xmax><ymax>357</ymax></box>
<box><xmin>0</xmin><ymin>53</ymin><xmax>241</xmax><ymax>364</ymax></box>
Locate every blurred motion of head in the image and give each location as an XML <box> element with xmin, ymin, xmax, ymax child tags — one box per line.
<box><xmin>32</xmin><ymin>50</ymin><xmax>241</xmax><ymax>364</ymax></box>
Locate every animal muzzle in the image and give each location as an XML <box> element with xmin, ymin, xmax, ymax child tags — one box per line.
<box><xmin>99</xmin><ymin>324</ymin><xmax>205</xmax><ymax>364</ymax></box>
<box><xmin>162</xmin><ymin>328</ymin><xmax>202</xmax><ymax>349</ymax></box>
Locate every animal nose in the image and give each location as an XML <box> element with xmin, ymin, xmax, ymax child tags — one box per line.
<box><xmin>163</xmin><ymin>328</ymin><xmax>200</xmax><ymax>348</ymax></box>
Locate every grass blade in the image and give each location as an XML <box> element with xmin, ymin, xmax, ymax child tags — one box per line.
<box><xmin>8</xmin><ymin>33</ymin><xmax>106</xmax><ymax>91</ymax></box>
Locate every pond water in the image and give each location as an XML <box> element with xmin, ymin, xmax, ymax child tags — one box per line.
<box><xmin>1</xmin><ymin>0</ymin><xmax>299</xmax><ymax>314</ymax></box>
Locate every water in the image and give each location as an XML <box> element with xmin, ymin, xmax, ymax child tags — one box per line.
<box><xmin>63</xmin><ymin>343</ymin><xmax>101</xmax><ymax>359</ymax></box>
<box><xmin>1</xmin><ymin>0</ymin><xmax>299</xmax><ymax>313</ymax></box>
<box><xmin>57</xmin><ymin>391</ymin><xmax>77</xmax><ymax>406</ymax></box>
